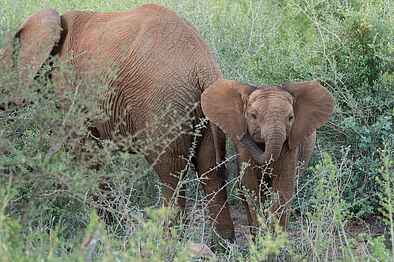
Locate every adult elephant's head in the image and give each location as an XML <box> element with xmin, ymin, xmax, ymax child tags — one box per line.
<box><xmin>201</xmin><ymin>80</ymin><xmax>334</xmax><ymax>165</ymax></box>
<box><xmin>0</xmin><ymin>9</ymin><xmax>62</xmax><ymax>87</ymax></box>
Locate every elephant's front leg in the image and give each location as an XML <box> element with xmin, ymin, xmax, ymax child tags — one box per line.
<box><xmin>146</xmin><ymin>147</ymin><xmax>188</xmax><ymax>221</ymax></box>
<box><xmin>237</xmin><ymin>146</ymin><xmax>270</xmax><ymax>237</ymax></box>
<box><xmin>271</xmin><ymin>148</ymin><xmax>298</xmax><ymax>229</ymax></box>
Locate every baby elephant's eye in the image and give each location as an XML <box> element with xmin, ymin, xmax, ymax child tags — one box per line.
<box><xmin>249</xmin><ymin>112</ymin><xmax>257</xmax><ymax>120</ymax></box>
<box><xmin>289</xmin><ymin>115</ymin><xmax>294</xmax><ymax>122</ymax></box>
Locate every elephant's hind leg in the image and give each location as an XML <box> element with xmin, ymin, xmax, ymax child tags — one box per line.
<box><xmin>195</xmin><ymin>129</ymin><xmax>235</xmax><ymax>242</ymax></box>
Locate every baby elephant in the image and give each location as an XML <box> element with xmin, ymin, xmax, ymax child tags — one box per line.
<box><xmin>202</xmin><ymin>80</ymin><xmax>334</xmax><ymax>234</ymax></box>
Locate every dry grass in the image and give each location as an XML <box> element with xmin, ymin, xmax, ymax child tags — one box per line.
<box><xmin>0</xmin><ymin>0</ymin><xmax>393</xmax><ymax>261</ymax></box>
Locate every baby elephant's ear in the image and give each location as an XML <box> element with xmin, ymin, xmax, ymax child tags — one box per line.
<box><xmin>284</xmin><ymin>80</ymin><xmax>334</xmax><ymax>149</ymax></box>
<box><xmin>12</xmin><ymin>9</ymin><xmax>62</xmax><ymax>87</ymax></box>
<box><xmin>201</xmin><ymin>80</ymin><xmax>255</xmax><ymax>141</ymax></box>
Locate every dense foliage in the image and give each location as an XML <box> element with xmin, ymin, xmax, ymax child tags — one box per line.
<box><xmin>0</xmin><ymin>0</ymin><xmax>393</xmax><ymax>260</ymax></box>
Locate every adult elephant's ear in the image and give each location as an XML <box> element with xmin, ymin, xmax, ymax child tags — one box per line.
<box><xmin>201</xmin><ymin>80</ymin><xmax>255</xmax><ymax>141</ymax></box>
<box><xmin>284</xmin><ymin>80</ymin><xmax>334</xmax><ymax>150</ymax></box>
<box><xmin>2</xmin><ymin>9</ymin><xmax>62</xmax><ymax>87</ymax></box>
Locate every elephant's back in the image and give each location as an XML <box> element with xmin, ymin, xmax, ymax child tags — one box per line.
<box><xmin>59</xmin><ymin>5</ymin><xmax>219</xmax><ymax>136</ymax></box>
<box><xmin>62</xmin><ymin>4</ymin><xmax>216</xmax><ymax>85</ymax></box>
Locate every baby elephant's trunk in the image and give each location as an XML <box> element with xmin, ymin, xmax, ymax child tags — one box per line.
<box><xmin>239</xmin><ymin>130</ymin><xmax>285</xmax><ymax>165</ymax></box>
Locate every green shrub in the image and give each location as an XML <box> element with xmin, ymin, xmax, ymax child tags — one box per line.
<box><xmin>0</xmin><ymin>0</ymin><xmax>393</xmax><ymax>261</ymax></box>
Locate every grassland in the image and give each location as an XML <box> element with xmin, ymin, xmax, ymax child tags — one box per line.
<box><xmin>0</xmin><ymin>0</ymin><xmax>393</xmax><ymax>261</ymax></box>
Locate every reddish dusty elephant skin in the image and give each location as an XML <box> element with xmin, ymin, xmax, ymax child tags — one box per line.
<box><xmin>202</xmin><ymin>80</ymin><xmax>334</xmax><ymax>235</ymax></box>
<box><xmin>0</xmin><ymin>5</ymin><xmax>235</xmax><ymax>241</ymax></box>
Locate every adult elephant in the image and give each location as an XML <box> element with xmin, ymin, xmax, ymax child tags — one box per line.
<box><xmin>0</xmin><ymin>5</ymin><xmax>235</xmax><ymax>241</ymax></box>
<box><xmin>201</xmin><ymin>80</ymin><xmax>334</xmax><ymax>235</ymax></box>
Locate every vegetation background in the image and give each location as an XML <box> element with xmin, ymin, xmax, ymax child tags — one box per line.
<box><xmin>0</xmin><ymin>0</ymin><xmax>393</xmax><ymax>261</ymax></box>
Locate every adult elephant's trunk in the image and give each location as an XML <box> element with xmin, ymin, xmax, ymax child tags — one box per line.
<box><xmin>239</xmin><ymin>129</ymin><xmax>285</xmax><ymax>165</ymax></box>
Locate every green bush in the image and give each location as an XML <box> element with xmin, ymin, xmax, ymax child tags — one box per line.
<box><xmin>0</xmin><ymin>0</ymin><xmax>393</xmax><ymax>261</ymax></box>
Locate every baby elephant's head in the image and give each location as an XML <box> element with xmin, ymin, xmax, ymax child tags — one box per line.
<box><xmin>202</xmin><ymin>80</ymin><xmax>334</xmax><ymax>164</ymax></box>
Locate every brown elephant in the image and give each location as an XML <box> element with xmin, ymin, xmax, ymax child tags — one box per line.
<box><xmin>0</xmin><ymin>5</ymin><xmax>235</xmax><ymax>241</ymax></box>
<box><xmin>201</xmin><ymin>80</ymin><xmax>334</xmax><ymax>235</ymax></box>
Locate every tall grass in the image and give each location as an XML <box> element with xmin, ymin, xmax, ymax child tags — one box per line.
<box><xmin>0</xmin><ymin>0</ymin><xmax>393</xmax><ymax>261</ymax></box>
